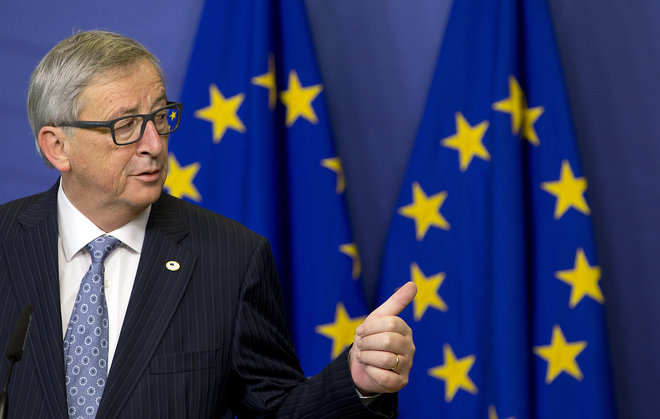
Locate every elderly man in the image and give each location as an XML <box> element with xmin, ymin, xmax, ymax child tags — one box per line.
<box><xmin>0</xmin><ymin>31</ymin><xmax>415</xmax><ymax>418</ymax></box>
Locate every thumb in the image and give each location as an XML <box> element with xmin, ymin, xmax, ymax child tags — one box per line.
<box><xmin>366</xmin><ymin>282</ymin><xmax>417</xmax><ymax>320</ymax></box>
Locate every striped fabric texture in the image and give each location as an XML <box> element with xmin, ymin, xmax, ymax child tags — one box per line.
<box><xmin>0</xmin><ymin>182</ymin><xmax>395</xmax><ymax>418</ymax></box>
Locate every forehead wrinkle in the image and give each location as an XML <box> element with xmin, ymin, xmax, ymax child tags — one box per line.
<box><xmin>95</xmin><ymin>82</ymin><xmax>165</xmax><ymax>120</ymax></box>
<box><xmin>78</xmin><ymin>62</ymin><xmax>165</xmax><ymax>121</ymax></box>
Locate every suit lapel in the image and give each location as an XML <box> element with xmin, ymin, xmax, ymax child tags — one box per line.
<box><xmin>99</xmin><ymin>194</ymin><xmax>196</xmax><ymax>418</ymax></box>
<box><xmin>4</xmin><ymin>184</ymin><xmax>68</xmax><ymax>418</ymax></box>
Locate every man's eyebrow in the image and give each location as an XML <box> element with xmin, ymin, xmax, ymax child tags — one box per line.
<box><xmin>111</xmin><ymin>106</ymin><xmax>140</xmax><ymax>119</ymax></box>
<box><xmin>151</xmin><ymin>93</ymin><xmax>168</xmax><ymax>109</ymax></box>
<box><xmin>107</xmin><ymin>94</ymin><xmax>168</xmax><ymax>119</ymax></box>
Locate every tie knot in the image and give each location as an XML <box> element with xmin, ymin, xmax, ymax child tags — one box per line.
<box><xmin>87</xmin><ymin>235</ymin><xmax>121</xmax><ymax>264</ymax></box>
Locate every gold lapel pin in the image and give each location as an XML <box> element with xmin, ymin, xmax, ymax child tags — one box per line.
<box><xmin>166</xmin><ymin>261</ymin><xmax>181</xmax><ymax>271</ymax></box>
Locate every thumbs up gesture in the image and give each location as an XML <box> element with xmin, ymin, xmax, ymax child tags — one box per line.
<box><xmin>349</xmin><ymin>282</ymin><xmax>417</xmax><ymax>395</ymax></box>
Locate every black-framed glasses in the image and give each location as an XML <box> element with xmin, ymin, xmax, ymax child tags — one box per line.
<box><xmin>56</xmin><ymin>101</ymin><xmax>183</xmax><ymax>146</ymax></box>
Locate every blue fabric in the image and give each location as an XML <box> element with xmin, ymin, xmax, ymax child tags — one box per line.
<box><xmin>64</xmin><ymin>235</ymin><xmax>120</xmax><ymax>418</ymax></box>
<box><xmin>377</xmin><ymin>0</ymin><xmax>615</xmax><ymax>417</ymax></box>
<box><xmin>166</xmin><ymin>0</ymin><xmax>368</xmax><ymax>375</ymax></box>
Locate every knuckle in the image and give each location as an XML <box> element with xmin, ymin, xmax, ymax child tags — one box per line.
<box><xmin>382</xmin><ymin>334</ymin><xmax>393</xmax><ymax>348</ymax></box>
<box><xmin>386</xmin><ymin>317</ymin><xmax>397</xmax><ymax>330</ymax></box>
<box><xmin>381</xmin><ymin>352</ymin><xmax>391</xmax><ymax>365</ymax></box>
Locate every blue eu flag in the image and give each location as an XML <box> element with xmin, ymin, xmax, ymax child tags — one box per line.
<box><xmin>378</xmin><ymin>0</ymin><xmax>616</xmax><ymax>417</ymax></box>
<box><xmin>165</xmin><ymin>0</ymin><xmax>368</xmax><ymax>375</ymax></box>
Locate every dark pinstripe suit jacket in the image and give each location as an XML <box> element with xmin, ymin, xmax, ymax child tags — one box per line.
<box><xmin>0</xmin><ymin>182</ymin><xmax>396</xmax><ymax>418</ymax></box>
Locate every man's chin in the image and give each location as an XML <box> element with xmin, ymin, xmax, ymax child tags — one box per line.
<box><xmin>125</xmin><ymin>181</ymin><xmax>164</xmax><ymax>208</ymax></box>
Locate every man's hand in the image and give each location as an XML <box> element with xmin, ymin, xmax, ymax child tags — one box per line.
<box><xmin>349</xmin><ymin>282</ymin><xmax>417</xmax><ymax>395</ymax></box>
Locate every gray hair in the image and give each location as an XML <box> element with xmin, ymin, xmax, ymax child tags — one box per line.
<box><xmin>27</xmin><ymin>30</ymin><xmax>166</xmax><ymax>167</ymax></box>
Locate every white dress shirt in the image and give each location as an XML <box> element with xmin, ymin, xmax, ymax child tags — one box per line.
<box><xmin>57</xmin><ymin>183</ymin><xmax>149</xmax><ymax>372</ymax></box>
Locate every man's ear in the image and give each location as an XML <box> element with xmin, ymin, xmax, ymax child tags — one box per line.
<box><xmin>38</xmin><ymin>126</ymin><xmax>71</xmax><ymax>172</ymax></box>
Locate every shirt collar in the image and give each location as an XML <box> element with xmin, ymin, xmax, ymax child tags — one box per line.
<box><xmin>57</xmin><ymin>182</ymin><xmax>151</xmax><ymax>261</ymax></box>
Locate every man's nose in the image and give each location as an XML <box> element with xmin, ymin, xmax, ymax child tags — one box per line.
<box><xmin>137</xmin><ymin>120</ymin><xmax>164</xmax><ymax>155</ymax></box>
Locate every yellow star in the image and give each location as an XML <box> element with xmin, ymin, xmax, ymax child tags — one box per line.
<box><xmin>321</xmin><ymin>157</ymin><xmax>345</xmax><ymax>194</ymax></box>
<box><xmin>251</xmin><ymin>54</ymin><xmax>277</xmax><ymax>109</ymax></box>
<box><xmin>194</xmin><ymin>84</ymin><xmax>246</xmax><ymax>143</ymax></box>
<box><xmin>533</xmin><ymin>325</ymin><xmax>587</xmax><ymax>384</ymax></box>
<box><xmin>280</xmin><ymin>70</ymin><xmax>323</xmax><ymax>126</ymax></box>
<box><xmin>489</xmin><ymin>405</ymin><xmax>516</xmax><ymax>419</ymax></box>
<box><xmin>410</xmin><ymin>262</ymin><xmax>447</xmax><ymax>321</ymax></box>
<box><xmin>555</xmin><ymin>248</ymin><xmax>604</xmax><ymax>308</ymax></box>
<box><xmin>339</xmin><ymin>243</ymin><xmax>361</xmax><ymax>279</ymax></box>
<box><xmin>315</xmin><ymin>302</ymin><xmax>366</xmax><ymax>359</ymax></box>
<box><xmin>493</xmin><ymin>76</ymin><xmax>526</xmax><ymax>133</ymax></box>
<box><xmin>164</xmin><ymin>154</ymin><xmax>201</xmax><ymax>202</ymax></box>
<box><xmin>522</xmin><ymin>106</ymin><xmax>544</xmax><ymax>146</ymax></box>
<box><xmin>398</xmin><ymin>181</ymin><xmax>450</xmax><ymax>241</ymax></box>
<box><xmin>428</xmin><ymin>344</ymin><xmax>478</xmax><ymax>402</ymax></box>
<box><xmin>440</xmin><ymin>112</ymin><xmax>490</xmax><ymax>172</ymax></box>
<box><xmin>541</xmin><ymin>160</ymin><xmax>590</xmax><ymax>219</ymax></box>
<box><xmin>492</xmin><ymin>75</ymin><xmax>544</xmax><ymax>145</ymax></box>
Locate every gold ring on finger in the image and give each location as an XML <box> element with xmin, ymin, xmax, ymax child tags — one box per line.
<box><xmin>391</xmin><ymin>354</ymin><xmax>400</xmax><ymax>372</ymax></box>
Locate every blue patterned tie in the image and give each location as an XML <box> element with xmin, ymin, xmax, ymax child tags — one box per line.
<box><xmin>64</xmin><ymin>235</ymin><xmax>120</xmax><ymax>418</ymax></box>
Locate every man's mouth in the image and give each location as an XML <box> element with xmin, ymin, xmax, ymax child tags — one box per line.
<box><xmin>134</xmin><ymin>169</ymin><xmax>161</xmax><ymax>182</ymax></box>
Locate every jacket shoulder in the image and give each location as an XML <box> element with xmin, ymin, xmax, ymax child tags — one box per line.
<box><xmin>0</xmin><ymin>190</ymin><xmax>55</xmax><ymax>241</ymax></box>
<box><xmin>154</xmin><ymin>192</ymin><xmax>266</xmax><ymax>247</ymax></box>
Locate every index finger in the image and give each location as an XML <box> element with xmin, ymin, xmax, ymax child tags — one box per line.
<box><xmin>366</xmin><ymin>282</ymin><xmax>417</xmax><ymax>321</ymax></box>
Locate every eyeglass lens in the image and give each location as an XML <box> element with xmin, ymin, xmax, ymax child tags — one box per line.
<box><xmin>113</xmin><ymin>105</ymin><xmax>180</xmax><ymax>144</ymax></box>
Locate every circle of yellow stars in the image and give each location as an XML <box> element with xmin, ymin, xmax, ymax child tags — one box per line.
<box><xmin>393</xmin><ymin>74</ymin><xmax>602</xmax><ymax>415</ymax></box>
